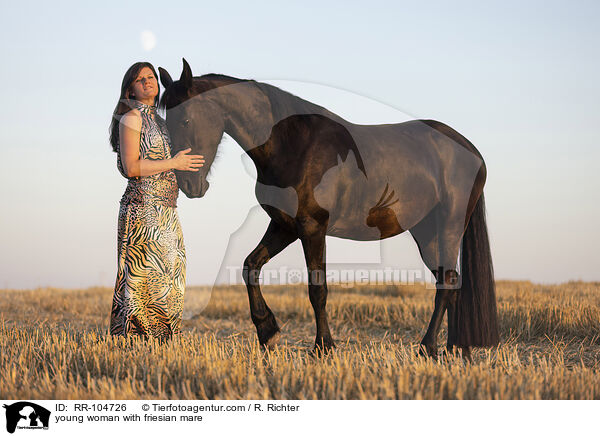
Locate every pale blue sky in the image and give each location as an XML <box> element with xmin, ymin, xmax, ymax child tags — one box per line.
<box><xmin>0</xmin><ymin>0</ymin><xmax>598</xmax><ymax>288</ymax></box>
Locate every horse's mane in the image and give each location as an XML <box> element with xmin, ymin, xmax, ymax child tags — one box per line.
<box><xmin>159</xmin><ymin>73</ymin><xmax>249</xmax><ymax>110</ymax></box>
<box><xmin>195</xmin><ymin>73</ymin><xmax>250</xmax><ymax>93</ymax></box>
<box><xmin>160</xmin><ymin>73</ymin><xmax>345</xmax><ymax>125</ymax></box>
<box><xmin>159</xmin><ymin>73</ymin><xmax>363</xmax><ymax>177</ymax></box>
<box><xmin>251</xmin><ymin>81</ymin><xmax>344</xmax><ymax>124</ymax></box>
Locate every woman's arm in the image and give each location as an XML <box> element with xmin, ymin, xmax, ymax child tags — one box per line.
<box><xmin>119</xmin><ymin>110</ymin><xmax>204</xmax><ymax>178</ymax></box>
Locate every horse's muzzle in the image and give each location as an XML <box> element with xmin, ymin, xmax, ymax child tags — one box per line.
<box><xmin>181</xmin><ymin>177</ymin><xmax>209</xmax><ymax>198</ymax></box>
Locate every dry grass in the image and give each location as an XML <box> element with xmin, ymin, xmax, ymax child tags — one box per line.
<box><xmin>1</xmin><ymin>280</ymin><xmax>599</xmax><ymax>399</ymax></box>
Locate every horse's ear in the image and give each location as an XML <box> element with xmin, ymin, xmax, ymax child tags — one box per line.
<box><xmin>181</xmin><ymin>57</ymin><xmax>193</xmax><ymax>89</ymax></box>
<box><xmin>158</xmin><ymin>67</ymin><xmax>173</xmax><ymax>88</ymax></box>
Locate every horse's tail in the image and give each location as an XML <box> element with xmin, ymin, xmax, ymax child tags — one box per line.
<box><xmin>456</xmin><ymin>192</ymin><xmax>499</xmax><ymax>347</ymax></box>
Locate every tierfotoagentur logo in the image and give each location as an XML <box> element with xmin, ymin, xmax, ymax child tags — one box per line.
<box><xmin>2</xmin><ymin>402</ymin><xmax>50</xmax><ymax>434</ymax></box>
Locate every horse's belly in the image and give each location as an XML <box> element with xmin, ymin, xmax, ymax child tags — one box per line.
<box><xmin>255</xmin><ymin>182</ymin><xmax>299</xmax><ymax>219</ymax></box>
<box><xmin>314</xmin><ymin>151</ymin><xmax>438</xmax><ymax>240</ymax></box>
<box><xmin>325</xmin><ymin>217</ymin><xmax>407</xmax><ymax>241</ymax></box>
<box><xmin>323</xmin><ymin>197</ymin><xmax>423</xmax><ymax>241</ymax></box>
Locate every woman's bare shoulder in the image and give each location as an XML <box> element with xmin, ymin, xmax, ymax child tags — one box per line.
<box><xmin>120</xmin><ymin>109</ymin><xmax>142</xmax><ymax>130</ymax></box>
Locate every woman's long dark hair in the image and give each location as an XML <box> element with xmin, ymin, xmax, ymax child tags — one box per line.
<box><xmin>108</xmin><ymin>62</ymin><xmax>160</xmax><ymax>152</ymax></box>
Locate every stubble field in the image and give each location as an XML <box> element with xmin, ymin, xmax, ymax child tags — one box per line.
<box><xmin>1</xmin><ymin>281</ymin><xmax>599</xmax><ymax>399</ymax></box>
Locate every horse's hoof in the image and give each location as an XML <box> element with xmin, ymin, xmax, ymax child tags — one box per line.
<box><xmin>461</xmin><ymin>346</ymin><xmax>472</xmax><ymax>363</ymax></box>
<box><xmin>256</xmin><ymin>317</ymin><xmax>280</xmax><ymax>348</ymax></box>
<box><xmin>440</xmin><ymin>347</ymin><xmax>458</xmax><ymax>363</ymax></box>
<box><xmin>262</xmin><ymin>331</ymin><xmax>281</xmax><ymax>351</ymax></box>
<box><xmin>310</xmin><ymin>341</ymin><xmax>335</xmax><ymax>358</ymax></box>
<box><xmin>417</xmin><ymin>343</ymin><xmax>438</xmax><ymax>360</ymax></box>
<box><xmin>309</xmin><ymin>347</ymin><xmax>332</xmax><ymax>358</ymax></box>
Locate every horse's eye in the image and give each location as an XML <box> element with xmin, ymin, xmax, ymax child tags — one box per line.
<box><xmin>183</xmin><ymin>119</ymin><xmax>190</xmax><ymax>126</ymax></box>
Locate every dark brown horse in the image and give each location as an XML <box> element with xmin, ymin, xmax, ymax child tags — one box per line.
<box><xmin>158</xmin><ymin>58</ymin><xmax>499</xmax><ymax>359</ymax></box>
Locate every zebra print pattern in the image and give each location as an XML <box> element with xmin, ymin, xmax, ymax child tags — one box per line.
<box><xmin>110</xmin><ymin>100</ymin><xmax>186</xmax><ymax>340</ymax></box>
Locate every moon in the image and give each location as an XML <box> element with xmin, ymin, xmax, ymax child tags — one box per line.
<box><xmin>140</xmin><ymin>31</ymin><xmax>157</xmax><ymax>51</ymax></box>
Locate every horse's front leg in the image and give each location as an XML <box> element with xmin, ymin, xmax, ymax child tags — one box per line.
<box><xmin>297</xmin><ymin>216</ymin><xmax>334</xmax><ymax>355</ymax></box>
<box><xmin>243</xmin><ymin>220</ymin><xmax>297</xmax><ymax>349</ymax></box>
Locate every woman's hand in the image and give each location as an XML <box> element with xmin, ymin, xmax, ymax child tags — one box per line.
<box><xmin>171</xmin><ymin>148</ymin><xmax>205</xmax><ymax>171</ymax></box>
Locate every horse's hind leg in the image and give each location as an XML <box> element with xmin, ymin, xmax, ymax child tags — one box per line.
<box><xmin>445</xmin><ymin>290</ymin><xmax>460</xmax><ymax>356</ymax></box>
<box><xmin>243</xmin><ymin>220</ymin><xmax>297</xmax><ymax>349</ymax></box>
<box><xmin>410</xmin><ymin>206</ymin><xmax>461</xmax><ymax>359</ymax></box>
<box><xmin>445</xmin><ymin>268</ymin><xmax>472</xmax><ymax>362</ymax></box>
<box><xmin>419</xmin><ymin>286</ymin><xmax>455</xmax><ymax>359</ymax></box>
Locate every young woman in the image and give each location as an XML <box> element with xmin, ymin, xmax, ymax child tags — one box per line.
<box><xmin>108</xmin><ymin>62</ymin><xmax>204</xmax><ymax>341</ymax></box>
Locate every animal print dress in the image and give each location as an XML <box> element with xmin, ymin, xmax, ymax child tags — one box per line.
<box><xmin>110</xmin><ymin>100</ymin><xmax>186</xmax><ymax>340</ymax></box>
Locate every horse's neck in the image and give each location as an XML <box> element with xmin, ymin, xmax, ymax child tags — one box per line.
<box><xmin>221</xmin><ymin>81</ymin><xmax>348</xmax><ymax>162</ymax></box>
<box><xmin>220</xmin><ymin>82</ymin><xmax>275</xmax><ymax>167</ymax></box>
<box><xmin>220</xmin><ymin>87</ymin><xmax>267</xmax><ymax>147</ymax></box>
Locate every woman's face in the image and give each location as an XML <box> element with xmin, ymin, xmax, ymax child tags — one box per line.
<box><xmin>128</xmin><ymin>66</ymin><xmax>158</xmax><ymax>102</ymax></box>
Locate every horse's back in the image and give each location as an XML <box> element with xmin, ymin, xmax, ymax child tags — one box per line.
<box><xmin>312</xmin><ymin>120</ymin><xmax>443</xmax><ymax>240</ymax></box>
<box><xmin>315</xmin><ymin>119</ymin><xmax>485</xmax><ymax>241</ymax></box>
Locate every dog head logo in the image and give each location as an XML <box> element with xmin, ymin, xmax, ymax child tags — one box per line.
<box><xmin>2</xmin><ymin>402</ymin><xmax>50</xmax><ymax>433</ymax></box>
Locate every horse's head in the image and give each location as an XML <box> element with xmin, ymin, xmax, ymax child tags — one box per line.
<box><xmin>158</xmin><ymin>58</ymin><xmax>225</xmax><ymax>198</ymax></box>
